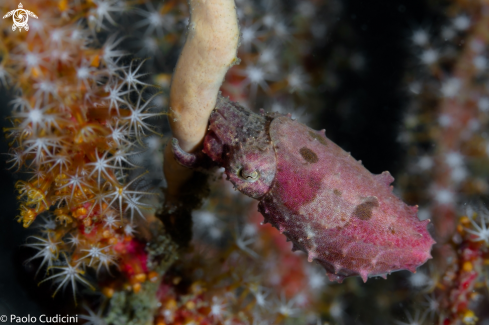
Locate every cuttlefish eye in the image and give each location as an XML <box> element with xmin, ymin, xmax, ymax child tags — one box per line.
<box><xmin>238</xmin><ymin>168</ymin><xmax>260</xmax><ymax>182</ymax></box>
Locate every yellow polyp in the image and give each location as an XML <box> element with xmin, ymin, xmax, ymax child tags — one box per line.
<box><xmin>72</xmin><ymin>109</ymin><xmax>86</xmax><ymax>125</ymax></box>
<box><xmin>134</xmin><ymin>273</ymin><xmax>147</xmax><ymax>283</ymax></box>
<box><xmin>54</xmin><ymin>207</ymin><xmax>69</xmax><ymax>216</ymax></box>
<box><xmin>464</xmin><ymin>310</ymin><xmax>475</xmax><ymax>318</ymax></box>
<box><xmin>55</xmin><ymin>173</ymin><xmax>68</xmax><ymax>187</ymax></box>
<box><xmin>39</xmin><ymin>178</ymin><xmax>53</xmax><ymax>191</ymax></box>
<box><xmin>469</xmin><ymin>291</ymin><xmax>480</xmax><ymax>299</ymax></box>
<box><xmin>74</xmin><ymin>188</ymin><xmax>86</xmax><ymax>200</ymax></box>
<box><xmin>102</xmin><ymin>287</ymin><xmax>114</xmax><ymax>298</ymax></box>
<box><xmin>21</xmin><ymin>217</ymin><xmax>35</xmax><ymax>228</ymax></box>
<box><xmin>82</xmin><ymin>217</ymin><xmax>92</xmax><ymax>227</ymax></box>
<box><xmin>102</xmin><ymin>230</ymin><xmax>111</xmax><ymax>238</ymax></box>
<box><xmin>462</xmin><ymin>261</ymin><xmax>473</xmax><ymax>272</ymax></box>
<box><xmin>15</xmin><ymin>180</ymin><xmax>29</xmax><ymax>192</ymax></box>
<box><xmin>18</xmin><ymin>206</ymin><xmax>37</xmax><ymax>228</ymax></box>
<box><xmin>185</xmin><ymin>301</ymin><xmax>195</xmax><ymax>310</ymax></box>
<box><xmin>460</xmin><ymin>216</ymin><xmax>470</xmax><ymax>226</ymax></box>
<box><xmin>55</xmin><ymin>213</ymin><xmax>73</xmax><ymax>226</ymax></box>
<box><xmin>64</xmin><ymin>96</ymin><xmax>75</xmax><ymax>106</ymax></box>
<box><xmin>132</xmin><ymin>283</ymin><xmax>142</xmax><ymax>293</ymax></box>
<box><xmin>462</xmin><ymin>310</ymin><xmax>478</xmax><ymax>325</ymax></box>
<box><xmin>76</xmin><ymin>207</ymin><xmax>88</xmax><ymax>217</ymax></box>
<box><xmin>165</xmin><ymin>299</ymin><xmax>177</xmax><ymax>310</ymax></box>
<box><xmin>74</xmin><ymin>135</ymin><xmax>83</xmax><ymax>145</ymax></box>
<box><xmin>90</xmin><ymin>55</ymin><xmax>100</xmax><ymax>67</ymax></box>
<box><xmin>58</xmin><ymin>0</ymin><xmax>68</xmax><ymax>11</ymax></box>
<box><xmin>74</xmin><ymin>123</ymin><xmax>108</xmax><ymax>144</ymax></box>
<box><xmin>31</xmin><ymin>67</ymin><xmax>40</xmax><ymax>78</ymax></box>
<box><xmin>457</xmin><ymin>224</ymin><xmax>464</xmax><ymax>233</ymax></box>
<box><xmin>148</xmin><ymin>271</ymin><xmax>159</xmax><ymax>283</ymax></box>
<box><xmin>190</xmin><ymin>281</ymin><xmax>205</xmax><ymax>295</ymax></box>
<box><xmin>29</xmin><ymin>189</ymin><xmax>49</xmax><ymax>208</ymax></box>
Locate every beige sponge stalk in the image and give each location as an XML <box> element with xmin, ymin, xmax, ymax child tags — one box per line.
<box><xmin>164</xmin><ymin>0</ymin><xmax>240</xmax><ymax>197</ymax></box>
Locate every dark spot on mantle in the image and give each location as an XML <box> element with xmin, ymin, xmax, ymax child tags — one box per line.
<box><xmin>333</xmin><ymin>189</ymin><xmax>342</xmax><ymax>196</ymax></box>
<box><xmin>300</xmin><ymin>147</ymin><xmax>318</xmax><ymax>163</ymax></box>
<box><xmin>308</xmin><ymin>130</ymin><xmax>328</xmax><ymax>146</ymax></box>
<box><xmin>352</xmin><ymin>197</ymin><xmax>379</xmax><ymax>220</ymax></box>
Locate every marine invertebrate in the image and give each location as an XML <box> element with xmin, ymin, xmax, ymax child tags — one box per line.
<box><xmin>0</xmin><ymin>0</ymin><xmax>169</xmax><ymax>303</ymax></box>
<box><xmin>464</xmin><ymin>206</ymin><xmax>489</xmax><ymax>244</ymax></box>
<box><xmin>39</xmin><ymin>257</ymin><xmax>94</xmax><ymax>303</ymax></box>
<box><xmin>425</xmin><ymin>206</ymin><xmax>489</xmax><ymax>325</ymax></box>
<box><xmin>172</xmin><ymin>97</ymin><xmax>435</xmax><ymax>282</ymax></box>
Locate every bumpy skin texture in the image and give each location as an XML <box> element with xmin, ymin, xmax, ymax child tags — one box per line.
<box><xmin>172</xmin><ymin>97</ymin><xmax>435</xmax><ymax>283</ymax></box>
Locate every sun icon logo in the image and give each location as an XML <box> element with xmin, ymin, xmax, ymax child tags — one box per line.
<box><xmin>2</xmin><ymin>3</ymin><xmax>38</xmax><ymax>32</ymax></box>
